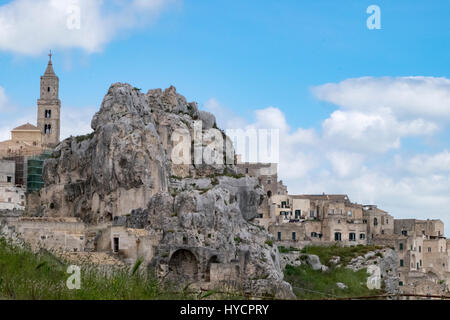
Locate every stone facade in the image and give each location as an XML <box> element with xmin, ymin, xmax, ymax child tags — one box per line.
<box><xmin>370</xmin><ymin>218</ymin><xmax>450</xmax><ymax>295</ymax></box>
<box><xmin>0</xmin><ymin>160</ymin><xmax>15</xmax><ymax>185</ymax></box>
<box><xmin>267</xmin><ymin>194</ymin><xmax>370</xmax><ymax>247</ymax></box>
<box><xmin>0</xmin><ymin>123</ymin><xmax>44</xmax><ymax>158</ymax></box>
<box><xmin>0</xmin><ymin>160</ymin><xmax>26</xmax><ymax>210</ymax></box>
<box><xmin>37</xmin><ymin>54</ymin><xmax>61</xmax><ymax>149</ymax></box>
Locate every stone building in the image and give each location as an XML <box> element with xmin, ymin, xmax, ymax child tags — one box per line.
<box><xmin>363</xmin><ymin>205</ymin><xmax>394</xmax><ymax>240</ymax></box>
<box><xmin>0</xmin><ymin>123</ymin><xmax>44</xmax><ymax>158</ymax></box>
<box><xmin>0</xmin><ymin>52</ymin><xmax>61</xmax><ymax>159</ymax></box>
<box><xmin>268</xmin><ymin>194</ymin><xmax>368</xmax><ymax>247</ymax></box>
<box><xmin>0</xmin><ymin>54</ymin><xmax>61</xmax><ymax>195</ymax></box>
<box><xmin>0</xmin><ymin>160</ymin><xmax>26</xmax><ymax>210</ymax></box>
<box><xmin>370</xmin><ymin>218</ymin><xmax>450</xmax><ymax>295</ymax></box>
<box><xmin>236</xmin><ymin>156</ymin><xmax>288</xmax><ymax>229</ymax></box>
<box><xmin>37</xmin><ymin>52</ymin><xmax>61</xmax><ymax>149</ymax></box>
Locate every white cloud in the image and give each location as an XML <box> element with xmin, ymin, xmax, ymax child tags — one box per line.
<box><xmin>313</xmin><ymin>76</ymin><xmax>450</xmax><ymax>120</ymax></box>
<box><xmin>326</xmin><ymin>151</ymin><xmax>365</xmax><ymax>178</ymax></box>
<box><xmin>312</xmin><ymin>77</ymin><xmax>448</xmax><ymax>153</ymax></box>
<box><xmin>0</xmin><ymin>0</ymin><xmax>178</xmax><ymax>55</ymax></box>
<box><xmin>60</xmin><ymin>105</ymin><xmax>97</xmax><ymax>139</ymax></box>
<box><xmin>322</xmin><ymin>110</ymin><xmax>438</xmax><ymax>153</ymax></box>
<box><xmin>401</xmin><ymin>151</ymin><xmax>450</xmax><ymax>176</ymax></box>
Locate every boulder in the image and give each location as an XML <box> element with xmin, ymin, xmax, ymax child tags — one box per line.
<box><xmin>336</xmin><ymin>282</ymin><xmax>348</xmax><ymax>289</ymax></box>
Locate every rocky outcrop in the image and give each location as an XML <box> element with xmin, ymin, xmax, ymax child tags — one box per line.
<box><xmin>345</xmin><ymin>248</ymin><xmax>399</xmax><ymax>294</ymax></box>
<box><xmin>38</xmin><ymin>83</ymin><xmax>294</xmax><ymax>299</ymax></box>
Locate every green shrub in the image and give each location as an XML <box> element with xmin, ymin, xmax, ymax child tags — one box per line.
<box><xmin>75</xmin><ymin>132</ymin><xmax>95</xmax><ymax>144</ymax></box>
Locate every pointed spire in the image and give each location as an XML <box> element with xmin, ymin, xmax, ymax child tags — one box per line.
<box><xmin>44</xmin><ymin>50</ymin><xmax>56</xmax><ymax>76</ymax></box>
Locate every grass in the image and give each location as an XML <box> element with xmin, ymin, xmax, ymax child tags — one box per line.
<box><xmin>300</xmin><ymin>244</ymin><xmax>383</xmax><ymax>266</ymax></box>
<box><xmin>278</xmin><ymin>246</ymin><xmax>300</xmax><ymax>254</ymax></box>
<box><xmin>283</xmin><ymin>244</ymin><xmax>386</xmax><ymax>299</ymax></box>
<box><xmin>0</xmin><ymin>238</ymin><xmax>192</xmax><ymax>300</ymax></box>
<box><xmin>265</xmin><ymin>240</ymin><xmax>273</xmax><ymax>247</ymax></box>
<box><xmin>284</xmin><ymin>264</ymin><xmax>384</xmax><ymax>300</ymax></box>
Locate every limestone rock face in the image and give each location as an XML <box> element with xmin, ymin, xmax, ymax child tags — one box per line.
<box><xmin>39</xmin><ymin>83</ymin><xmax>294</xmax><ymax>299</ymax></box>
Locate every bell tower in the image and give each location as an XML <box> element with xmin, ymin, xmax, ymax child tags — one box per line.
<box><xmin>37</xmin><ymin>51</ymin><xmax>61</xmax><ymax>149</ymax></box>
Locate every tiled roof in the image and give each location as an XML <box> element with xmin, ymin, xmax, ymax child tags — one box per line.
<box><xmin>12</xmin><ymin>123</ymin><xmax>39</xmax><ymax>131</ymax></box>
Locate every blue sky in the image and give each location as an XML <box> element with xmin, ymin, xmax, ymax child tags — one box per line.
<box><xmin>0</xmin><ymin>0</ymin><xmax>450</xmax><ymax>232</ymax></box>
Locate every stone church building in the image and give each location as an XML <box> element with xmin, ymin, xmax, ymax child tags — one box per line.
<box><xmin>0</xmin><ymin>52</ymin><xmax>61</xmax><ymax>157</ymax></box>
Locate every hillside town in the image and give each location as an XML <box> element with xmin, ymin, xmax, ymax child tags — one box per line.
<box><xmin>0</xmin><ymin>55</ymin><xmax>449</xmax><ymax>298</ymax></box>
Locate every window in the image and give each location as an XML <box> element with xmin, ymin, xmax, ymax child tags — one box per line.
<box><xmin>360</xmin><ymin>233</ymin><xmax>365</xmax><ymax>240</ymax></box>
<box><xmin>329</xmin><ymin>209</ymin><xmax>335</xmax><ymax>215</ymax></box>
<box><xmin>428</xmin><ymin>247</ymin><xmax>431</xmax><ymax>253</ymax></box>
<box><xmin>399</xmin><ymin>281</ymin><xmax>403</xmax><ymax>286</ymax></box>
<box><xmin>267</xmin><ymin>180</ymin><xmax>271</xmax><ymax>185</ymax></box>
<box><xmin>277</xmin><ymin>232</ymin><xmax>281</xmax><ymax>241</ymax></box>
<box><xmin>45</xmin><ymin>110</ymin><xmax>51</xmax><ymax>118</ymax></box>
<box><xmin>363</xmin><ymin>219</ymin><xmax>367</xmax><ymax>224</ymax></box>
<box><xmin>349</xmin><ymin>233</ymin><xmax>356</xmax><ymax>241</ymax></box>
<box><xmin>400</xmin><ymin>259</ymin><xmax>404</xmax><ymax>267</ymax></box>
<box><xmin>113</xmin><ymin>237</ymin><xmax>119</xmax><ymax>253</ymax></box>
<box><xmin>386</xmin><ymin>218</ymin><xmax>389</xmax><ymax>224</ymax></box>
<box><xmin>411</xmin><ymin>245</ymin><xmax>413</xmax><ymax>251</ymax></box>
<box><xmin>337</xmin><ymin>219</ymin><xmax>341</xmax><ymax>224</ymax></box>
<box><xmin>281</xmin><ymin>201</ymin><xmax>287</xmax><ymax>208</ymax></box>
<box><xmin>292</xmin><ymin>232</ymin><xmax>296</xmax><ymax>241</ymax></box>
<box><xmin>258</xmin><ymin>213</ymin><xmax>263</xmax><ymax>219</ymax></box>
<box><xmin>347</xmin><ymin>210</ymin><xmax>352</xmax><ymax>217</ymax></box>
<box><xmin>295</xmin><ymin>210</ymin><xmax>301</xmax><ymax>219</ymax></box>
<box><xmin>47</xmin><ymin>87</ymin><xmax>50</xmax><ymax>92</ymax></box>
<box><xmin>401</xmin><ymin>230</ymin><xmax>407</xmax><ymax>236</ymax></box>
<box><xmin>420</xmin><ymin>260</ymin><xmax>422</xmax><ymax>267</ymax></box>
<box><xmin>8</xmin><ymin>198</ymin><xmax>11</xmax><ymax>203</ymax></box>
<box><xmin>374</xmin><ymin>218</ymin><xmax>378</xmax><ymax>226</ymax></box>
<box><xmin>310</xmin><ymin>210</ymin><xmax>315</xmax><ymax>218</ymax></box>
<box><xmin>399</xmin><ymin>243</ymin><xmax>403</xmax><ymax>250</ymax></box>
<box><xmin>311</xmin><ymin>232</ymin><xmax>317</xmax><ymax>238</ymax></box>
<box><xmin>334</xmin><ymin>232</ymin><xmax>342</xmax><ymax>241</ymax></box>
<box><xmin>416</xmin><ymin>263</ymin><xmax>419</xmax><ymax>269</ymax></box>
<box><xmin>7</xmin><ymin>176</ymin><xmax>12</xmax><ymax>183</ymax></box>
<box><xmin>381</xmin><ymin>230</ymin><xmax>385</xmax><ymax>235</ymax></box>
<box><xmin>419</xmin><ymin>246</ymin><xmax>421</xmax><ymax>253</ymax></box>
<box><xmin>245</xmin><ymin>168</ymin><xmax>248</xmax><ymax>174</ymax></box>
<box><xmin>44</xmin><ymin>124</ymin><xmax>52</xmax><ymax>134</ymax></box>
